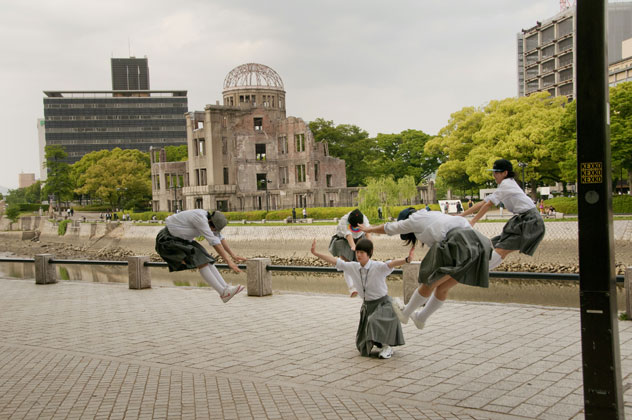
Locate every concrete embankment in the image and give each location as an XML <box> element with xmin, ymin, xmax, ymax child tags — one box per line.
<box><xmin>2</xmin><ymin>216</ymin><xmax>632</xmax><ymax>266</ymax></box>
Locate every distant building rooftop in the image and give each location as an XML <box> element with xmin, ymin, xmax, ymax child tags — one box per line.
<box><xmin>43</xmin><ymin>90</ymin><xmax>187</xmax><ymax>98</ymax></box>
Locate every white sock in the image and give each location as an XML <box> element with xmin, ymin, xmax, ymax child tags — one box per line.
<box><xmin>489</xmin><ymin>250</ymin><xmax>503</xmax><ymax>270</ymax></box>
<box><xmin>199</xmin><ymin>265</ymin><xmax>228</xmax><ymax>294</ymax></box>
<box><xmin>414</xmin><ymin>293</ymin><xmax>444</xmax><ymax>324</ymax></box>
<box><xmin>403</xmin><ymin>290</ymin><xmax>428</xmax><ymax>317</ymax></box>
<box><xmin>343</xmin><ymin>271</ymin><xmax>356</xmax><ymax>292</ymax></box>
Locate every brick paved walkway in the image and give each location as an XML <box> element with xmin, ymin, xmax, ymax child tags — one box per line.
<box><xmin>0</xmin><ymin>278</ymin><xmax>630</xmax><ymax>419</ymax></box>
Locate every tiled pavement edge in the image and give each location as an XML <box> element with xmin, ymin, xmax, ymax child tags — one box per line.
<box><xmin>0</xmin><ymin>278</ymin><xmax>630</xmax><ymax>420</ymax></box>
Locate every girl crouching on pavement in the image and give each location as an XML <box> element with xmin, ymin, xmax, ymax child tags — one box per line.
<box><xmin>311</xmin><ymin>238</ymin><xmax>413</xmax><ymax>359</ymax></box>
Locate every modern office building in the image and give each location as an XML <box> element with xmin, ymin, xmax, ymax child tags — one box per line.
<box><xmin>151</xmin><ymin>63</ymin><xmax>359</xmax><ymax>212</ymax></box>
<box><xmin>609</xmin><ymin>38</ymin><xmax>632</xmax><ymax>85</ymax></box>
<box><xmin>517</xmin><ymin>1</ymin><xmax>632</xmax><ymax>99</ymax></box>
<box><xmin>42</xmin><ymin>57</ymin><xmax>187</xmax><ymax>165</ymax></box>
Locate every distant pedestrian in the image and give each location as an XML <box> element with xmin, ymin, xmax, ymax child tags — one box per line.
<box><xmin>292</xmin><ymin>208</ymin><xmax>296</xmax><ymax>222</ymax></box>
<box><xmin>377</xmin><ymin>206</ymin><xmax>383</xmax><ymax>220</ymax></box>
<box><xmin>311</xmin><ymin>238</ymin><xmax>411</xmax><ymax>358</ymax></box>
<box><xmin>425</xmin><ymin>204</ymin><xmax>431</xmax><ymax>212</ymax></box>
<box><xmin>155</xmin><ymin>209</ymin><xmax>246</xmax><ymax>303</ymax></box>
<box><xmin>459</xmin><ymin>159</ymin><xmax>545</xmax><ymax>271</ymax></box>
<box><xmin>456</xmin><ymin>202</ymin><xmax>463</xmax><ymax>214</ymax></box>
<box><xmin>302</xmin><ymin>207</ymin><xmax>307</xmax><ymax>219</ymax></box>
<box><xmin>443</xmin><ymin>202</ymin><xmax>449</xmax><ymax>214</ymax></box>
<box><xmin>468</xmin><ymin>199</ymin><xmax>473</xmax><ymax>209</ymax></box>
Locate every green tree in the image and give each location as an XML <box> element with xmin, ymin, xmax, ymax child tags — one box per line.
<box><xmin>425</xmin><ymin>106</ymin><xmax>486</xmax><ymax>194</ymax></box>
<box><xmin>165</xmin><ymin>145</ymin><xmax>188</xmax><ymax>162</ymax></box>
<box><xmin>397</xmin><ymin>175</ymin><xmax>418</xmax><ymax>205</ymax></box>
<box><xmin>610</xmin><ymin>81</ymin><xmax>632</xmax><ymax>189</ymax></box>
<box><xmin>42</xmin><ymin>145</ymin><xmax>73</xmax><ymax>211</ymax></box>
<box><xmin>75</xmin><ymin>148</ymin><xmax>151</xmax><ymax>210</ymax></box>
<box><xmin>372</xmin><ymin>130</ymin><xmax>438</xmax><ymax>183</ymax></box>
<box><xmin>71</xmin><ymin>149</ymin><xmax>111</xmax><ymax>195</ymax></box>
<box><xmin>428</xmin><ymin>93</ymin><xmax>567</xmax><ymax>198</ymax></box>
<box><xmin>358</xmin><ymin>176</ymin><xmax>399</xmax><ymax>219</ymax></box>
<box><xmin>5</xmin><ymin>188</ymin><xmax>26</xmax><ymax>205</ymax></box>
<box><xmin>24</xmin><ymin>181</ymin><xmax>42</xmax><ymax>204</ymax></box>
<box><xmin>5</xmin><ymin>204</ymin><xmax>20</xmax><ymax>222</ymax></box>
<box><xmin>551</xmin><ymin>100</ymin><xmax>577</xmax><ymax>186</ymax></box>
<box><xmin>309</xmin><ymin>118</ymin><xmax>377</xmax><ymax>186</ymax></box>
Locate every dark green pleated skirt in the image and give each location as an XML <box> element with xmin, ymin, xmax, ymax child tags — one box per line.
<box><xmin>328</xmin><ymin>234</ymin><xmax>365</xmax><ymax>261</ymax></box>
<box><xmin>418</xmin><ymin>227</ymin><xmax>492</xmax><ymax>288</ymax></box>
<box><xmin>155</xmin><ymin>227</ymin><xmax>215</xmax><ymax>272</ymax></box>
<box><xmin>492</xmin><ymin>208</ymin><xmax>545</xmax><ymax>256</ymax></box>
<box><xmin>356</xmin><ymin>295</ymin><xmax>405</xmax><ymax>357</ymax></box>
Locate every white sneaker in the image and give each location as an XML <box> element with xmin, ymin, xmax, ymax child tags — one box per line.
<box><xmin>391</xmin><ymin>298</ymin><xmax>409</xmax><ymax>324</ymax></box>
<box><xmin>378</xmin><ymin>345</ymin><xmax>393</xmax><ymax>359</ymax></box>
<box><xmin>220</xmin><ymin>284</ymin><xmax>244</xmax><ymax>303</ymax></box>
<box><xmin>411</xmin><ymin>311</ymin><xmax>426</xmax><ymax>330</ymax></box>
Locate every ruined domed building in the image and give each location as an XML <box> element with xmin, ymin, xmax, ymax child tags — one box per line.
<box><xmin>151</xmin><ymin>63</ymin><xmax>356</xmax><ymax>212</ymax></box>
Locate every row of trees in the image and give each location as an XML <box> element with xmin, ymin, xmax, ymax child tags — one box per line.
<box><xmin>7</xmin><ymin>145</ymin><xmax>185</xmax><ymax>211</ymax></box>
<box><xmin>311</xmin><ymin>82</ymin><xmax>632</xmax><ymax>198</ymax></box>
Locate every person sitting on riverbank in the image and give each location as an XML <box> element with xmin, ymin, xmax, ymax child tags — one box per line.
<box><xmin>459</xmin><ymin>159</ymin><xmax>545</xmax><ymax>271</ymax></box>
<box><xmin>359</xmin><ymin>207</ymin><xmax>492</xmax><ymax>331</ymax></box>
<box><xmin>310</xmin><ymin>238</ymin><xmax>412</xmax><ymax>359</ymax></box>
<box><xmin>328</xmin><ymin>209</ymin><xmax>372</xmax><ymax>297</ymax></box>
<box><xmin>155</xmin><ymin>209</ymin><xmax>246</xmax><ymax>303</ymax></box>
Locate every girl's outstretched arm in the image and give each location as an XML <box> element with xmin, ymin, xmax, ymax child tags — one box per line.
<box><xmin>310</xmin><ymin>239</ymin><xmax>338</xmax><ymax>265</ymax></box>
<box><xmin>387</xmin><ymin>246</ymin><xmax>415</xmax><ymax>268</ymax></box>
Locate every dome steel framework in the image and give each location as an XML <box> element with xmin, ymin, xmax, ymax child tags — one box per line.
<box><xmin>223</xmin><ymin>63</ymin><xmax>284</xmax><ymax>90</ymax></box>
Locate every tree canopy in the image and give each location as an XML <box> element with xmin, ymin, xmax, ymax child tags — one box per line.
<box><xmin>42</xmin><ymin>145</ymin><xmax>73</xmax><ymax>209</ymax></box>
<box><xmin>74</xmin><ymin>148</ymin><xmax>151</xmax><ymax>209</ymax></box>
<box><xmin>371</xmin><ymin>129</ymin><xmax>438</xmax><ymax>183</ymax></box>
<box><xmin>309</xmin><ymin>118</ymin><xmax>377</xmax><ymax>187</ymax></box>
<box><xmin>165</xmin><ymin>145</ymin><xmax>188</xmax><ymax>162</ymax></box>
<box><xmin>426</xmin><ymin>92</ymin><xmax>568</xmax><ymax>197</ymax></box>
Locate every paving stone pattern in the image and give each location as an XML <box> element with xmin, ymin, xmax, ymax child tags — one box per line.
<box><xmin>0</xmin><ymin>278</ymin><xmax>631</xmax><ymax>419</ymax></box>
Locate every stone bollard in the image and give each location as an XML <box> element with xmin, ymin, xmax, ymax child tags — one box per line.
<box><xmin>402</xmin><ymin>262</ymin><xmax>420</xmax><ymax>304</ymax></box>
<box><xmin>128</xmin><ymin>256</ymin><xmax>151</xmax><ymax>289</ymax></box>
<box><xmin>35</xmin><ymin>254</ymin><xmax>57</xmax><ymax>285</ymax></box>
<box><xmin>626</xmin><ymin>267</ymin><xmax>632</xmax><ymax>320</ymax></box>
<box><xmin>247</xmin><ymin>258</ymin><xmax>272</xmax><ymax>296</ymax></box>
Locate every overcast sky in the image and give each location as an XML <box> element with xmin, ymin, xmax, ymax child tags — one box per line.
<box><xmin>0</xmin><ymin>0</ymin><xmax>561</xmax><ymax>190</ymax></box>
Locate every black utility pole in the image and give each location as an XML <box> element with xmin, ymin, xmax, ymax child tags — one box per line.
<box><xmin>576</xmin><ymin>1</ymin><xmax>624</xmax><ymax>418</ymax></box>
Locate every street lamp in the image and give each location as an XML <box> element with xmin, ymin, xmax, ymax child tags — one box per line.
<box><xmin>518</xmin><ymin>162</ymin><xmax>528</xmax><ymax>192</ymax></box>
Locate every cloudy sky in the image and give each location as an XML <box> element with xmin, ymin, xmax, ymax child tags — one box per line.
<box><xmin>0</xmin><ymin>0</ymin><xmax>561</xmax><ymax>190</ymax></box>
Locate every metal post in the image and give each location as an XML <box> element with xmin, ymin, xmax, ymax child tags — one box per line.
<box><xmin>518</xmin><ymin>162</ymin><xmax>527</xmax><ymax>191</ymax></box>
<box><xmin>576</xmin><ymin>1</ymin><xmax>624</xmax><ymax>417</ymax></box>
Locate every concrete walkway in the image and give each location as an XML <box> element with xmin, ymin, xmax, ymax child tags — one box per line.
<box><xmin>0</xmin><ymin>278</ymin><xmax>630</xmax><ymax>420</ymax></box>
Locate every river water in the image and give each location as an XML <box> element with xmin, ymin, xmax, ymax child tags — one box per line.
<box><xmin>0</xmin><ymin>259</ymin><xmax>626</xmax><ymax>310</ymax></box>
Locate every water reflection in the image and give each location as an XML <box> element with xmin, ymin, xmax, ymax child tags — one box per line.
<box><xmin>0</xmin><ymin>261</ymin><xmax>403</xmax><ymax>296</ymax></box>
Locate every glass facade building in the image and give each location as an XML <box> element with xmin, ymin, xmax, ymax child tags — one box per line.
<box><xmin>43</xmin><ymin>90</ymin><xmax>187</xmax><ymax>165</ymax></box>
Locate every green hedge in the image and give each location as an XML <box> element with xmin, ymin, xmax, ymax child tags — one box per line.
<box><xmin>544</xmin><ymin>195</ymin><xmax>632</xmax><ymax>214</ymax></box>
<box><xmin>17</xmin><ymin>203</ymin><xmax>48</xmax><ymax>212</ymax></box>
<box><xmin>73</xmin><ymin>204</ymin><xmax>113</xmax><ymax>212</ymax></box>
